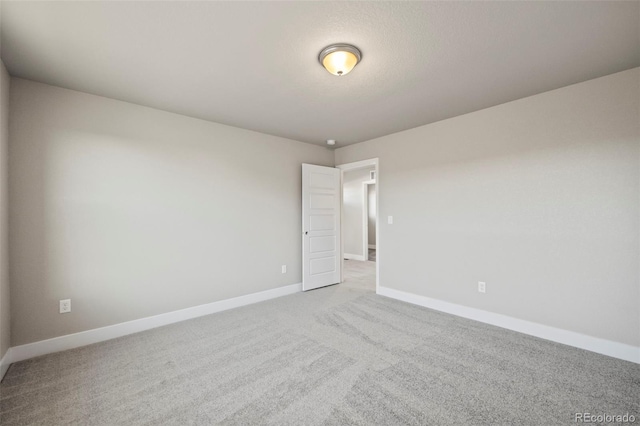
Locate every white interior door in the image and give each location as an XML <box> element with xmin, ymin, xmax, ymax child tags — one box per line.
<box><xmin>302</xmin><ymin>164</ymin><xmax>341</xmax><ymax>291</ymax></box>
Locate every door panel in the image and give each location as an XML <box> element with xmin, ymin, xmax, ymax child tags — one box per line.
<box><xmin>302</xmin><ymin>164</ymin><xmax>341</xmax><ymax>291</ymax></box>
<box><xmin>309</xmin><ymin>214</ymin><xmax>334</xmax><ymax>231</ymax></box>
<box><xmin>310</xmin><ymin>236</ymin><xmax>336</xmax><ymax>253</ymax></box>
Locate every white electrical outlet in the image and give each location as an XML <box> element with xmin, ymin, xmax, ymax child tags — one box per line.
<box><xmin>59</xmin><ymin>299</ymin><xmax>71</xmax><ymax>313</ymax></box>
<box><xmin>478</xmin><ymin>282</ymin><xmax>486</xmax><ymax>293</ymax></box>
<box><xmin>281</xmin><ymin>265</ymin><xmax>287</xmax><ymax>274</ymax></box>
<box><xmin>388</xmin><ymin>216</ymin><xmax>393</xmax><ymax>225</ymax></box>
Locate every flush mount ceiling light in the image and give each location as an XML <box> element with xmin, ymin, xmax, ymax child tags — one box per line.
<box><xmin>326</xmin><ymin>139</ymin><xmax>336</xmax><ymax>146</ymax></box>
<box><xmin>318</xmin><ymin>44</ymin><xmax>362</xmax><ymax>76</ymax></box>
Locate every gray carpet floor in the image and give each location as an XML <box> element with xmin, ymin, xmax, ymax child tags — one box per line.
<box><xmin>1</xmin><ymin>260</ymin><xmax>638</xmax><ymax>425</ymax></box>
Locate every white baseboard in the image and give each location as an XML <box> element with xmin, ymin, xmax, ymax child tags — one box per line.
<box><xmin>0</xmin><ymin>348</ymin><xmax>12</xmax><ymax>381</ymax></box>
<box><xmin>5</xmin><ymin>283</ymin><xmax>302</xmax><ymax>371</ymax></box>
<box><xmin>377</xmin><ymin>286</ymin><xmax>640</xmax><ymax>364</ymax></box>
<box><xmin>344</xmin><ymin>253</ymin><xmax>366</xmax><ymax>261</ymax></box>
<box><xmin>368</xmin><ymin>245</ymin><xmax>376</xmax><ymax>249</ymax></box>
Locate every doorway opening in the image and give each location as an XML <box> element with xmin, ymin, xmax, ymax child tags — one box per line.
<box><xmin>365</xmin><ymin>179</ymin><xmax>377</xmax><ymax>262</ymax></box>
<box><xmin>336</xmin><ymin>158</ymin><xmax>379</xmax><ymax>293</ymax></box>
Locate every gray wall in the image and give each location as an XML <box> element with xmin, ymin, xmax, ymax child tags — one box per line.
<box><xmin>335</xmin><ymin>68</ymin><xmax>640</xmax><ymax>347</ymax></box>
<box><xmin>9</xmin><ymin>79</ymin><xmax>333</xmax><ymax>346</ymax></box>
<box><xmin>0</xmin><ymin>61</ymin><xmax>10</xmax><ymax>359</ymax></box>
<box><xmin>343</xmin><ymin>167</ymin><xmax>374</xmax><ymax>257</ymax></box>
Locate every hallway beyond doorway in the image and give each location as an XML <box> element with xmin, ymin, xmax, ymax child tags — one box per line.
<box><xmin>368</xmin><ymin>249</ymin><xmax>376</xmax><ymax>262</ymax></box>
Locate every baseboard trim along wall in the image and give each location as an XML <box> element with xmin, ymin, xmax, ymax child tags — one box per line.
<box><xmin>344</xmin><ymin>253</ymin><xmax>366</xmax><ymax>261</ymax></box>
<box><xmin>4</xmin><ymin>282</ymin><xmax>636</xmax><ymax>381</ymax></box>
<box><xmin>377</xmin><ymin>286</ymin><xmax>640</xmax><ymax>364</ymax></box>
<box><xmin>3</xmin><ymin>283</ymin><xmax>302</xmax><ymax>375</ymax></box>
<box><xmin>0</xmin><ymin>348</ymin><xmax>13</xmax><ymax>380</ymax></box>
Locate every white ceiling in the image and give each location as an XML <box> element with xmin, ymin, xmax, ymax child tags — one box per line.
<box><xmin>1</xmin><ymin>1</ymin><xmax>638</xmax><ymax>147</ymax></box>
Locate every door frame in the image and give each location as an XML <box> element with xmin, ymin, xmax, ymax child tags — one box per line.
<box><xmin>335</xmin><ymin>158</ymin><xmax>380</xmax><ymax>294</ymax></box>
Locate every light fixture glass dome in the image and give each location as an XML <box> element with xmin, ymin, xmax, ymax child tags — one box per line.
<box><xmin>319</xmin><ymin>44</ymin><xmax>362</xmax><ymax>76</ymax></box>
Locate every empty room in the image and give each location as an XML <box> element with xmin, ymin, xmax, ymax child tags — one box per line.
<box><xmin>0</xmin><ymin>1</ymin><xmax>638</xmax><ymax>425</ymax></box>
